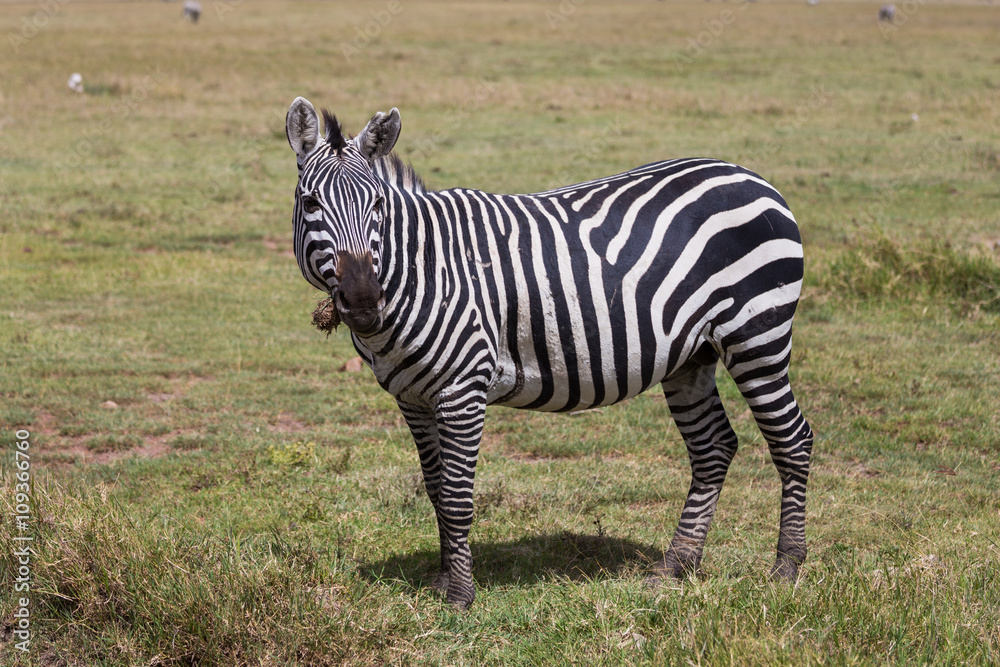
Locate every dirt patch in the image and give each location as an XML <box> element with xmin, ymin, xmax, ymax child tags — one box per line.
<box><xmin>268</xmin><ymin>412</ymin><xmax>310</xmax><ymax>434</ymax></box>
<box><xmin>828</xmin><ymin>456</ymin><xmax>884</xmax><ymax>479</ymax></box>
<box><xmin>110</xmin><ymin>438</ymin><xmax>172</xmax><ymax>463</ymax></box>
<box><xmin>33</xmin><ymin>408</ymin><xmax>60</xmax><ymax>436</ymax></box>
<box><xmin>971</xmin><ymin>234</ymin><xmax>1000</xmax><ymax>254</ymax></box>
<box><xmin>38</xmin><ymin>429</ymin><xmax>180</xmax><ymax>467</ymax></box>
<box><xmin>31</xmin><ymin>409</ymin><xmax>199</xmax><ymax>467</ymax></box>
<box><xmin>339</xmin><ymin>356</ymin><xmax>365</xmax><ymax>372</ymax></box>
<box><xmin>850</xmin><ymin>463</ymin><xmax>883</xmax><ymax>478</ymax></box>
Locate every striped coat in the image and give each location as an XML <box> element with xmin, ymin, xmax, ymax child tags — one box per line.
<box><xmin>287</xmin><ymin>98</ymin><xmax>813</xmax><ymax>608</ymax></box>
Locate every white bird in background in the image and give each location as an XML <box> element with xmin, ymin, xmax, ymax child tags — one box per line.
<box><xmin>68</xmin><ymin>73</ymin><xmax>84</xmax><ymax>93</ymax></box>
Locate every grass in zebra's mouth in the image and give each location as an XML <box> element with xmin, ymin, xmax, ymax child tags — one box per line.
<box><xmin>312</xmin><ymin>296</ymin><xmax>340</xmax><ymax>335</ymax></box>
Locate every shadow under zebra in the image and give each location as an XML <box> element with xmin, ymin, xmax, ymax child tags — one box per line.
<box><xmin>358</xmin><ymin>531</ymin><xmax>661</xmax><ymax>592</ymax></box>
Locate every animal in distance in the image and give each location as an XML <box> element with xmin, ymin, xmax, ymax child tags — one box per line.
<box><xmin>285</xmin><ymin>97</ymin><xmax>814</xmax><ymax>609</ymax></box>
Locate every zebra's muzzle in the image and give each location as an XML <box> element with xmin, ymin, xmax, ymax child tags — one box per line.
<box><xmin>333</xmin><ymin>288</ymin><xmax>384</xmax><ymax>335</ymax></box>
<box><xmin>334</xmin><ymin>251</ymin><xmax>385</xmax><ymax>336</ymax></box>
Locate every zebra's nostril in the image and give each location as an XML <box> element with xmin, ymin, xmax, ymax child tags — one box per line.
<box><xmin>335</xmin><ymin>290</ymin><xmax>350</xmax><ymax>311</ymax></box>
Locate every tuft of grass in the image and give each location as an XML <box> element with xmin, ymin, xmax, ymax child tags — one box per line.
<box><xmin>169</xmin><ymin>434</ymin><xmax>213</xmax><ymax>451</ymax></box>
<box><xmin>826</xmin><ymin>229</ymin><xmax>1000</xmax><ymax>311</ymax></box>
<box><xmin>82</xmin><ymin>81</ymin><xmax>124</xmax><ymax>97</ymax></box>
<box><xmin>85</xmin><ymin>433</ymin><xmax>142</xmax><ymax>453</ymax></box>
<box><xmin>0</xmin><ymin>480</ymin><xmax>422</xmax><ymax>666</ymax></box>
<box><xmin>267</xmin><ymin>440</ymin><xmax>317</xmax><ymax>468</ymax></box>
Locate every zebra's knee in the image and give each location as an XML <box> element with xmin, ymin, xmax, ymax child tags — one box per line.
<box><xmin>767</xmin><ymin>423</ymin><xmax>813</xmax><ymax>478</ymax></box>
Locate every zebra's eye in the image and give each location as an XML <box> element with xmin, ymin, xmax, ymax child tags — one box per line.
<box><xmin>372</xmin><ymin>197</ymin><xmax>384</xmax><ymax>216</ymax></box>
<box><xmin>301</xmin><ymin>194</ymin><xmax>321</xmax><ymax>214</ymax></box>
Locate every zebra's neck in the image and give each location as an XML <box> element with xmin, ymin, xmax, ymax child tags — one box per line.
<box><xmin>369</xmin><ymin>157</ymin><xmax>432</xmax><ymax>346</ymax></box>
<box><xmin>373</xmin><ymin>153</ymin><xmax>428</xmax><ymax>196</ymax></box>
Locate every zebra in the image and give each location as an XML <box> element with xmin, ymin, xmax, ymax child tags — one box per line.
<box><xmin>878</xmin><ymin>4</ymin><xmax>896</xmax><ymax>22</ymax></box>
<box><xmin>182</xmin><ymin>0</ymin><xmax>201</xmax><ymax>23</ymax></box>
<box><xmin>285</xmin><ymin>97</ymin><xmax>814</xmax><ymax>609</ymax></box>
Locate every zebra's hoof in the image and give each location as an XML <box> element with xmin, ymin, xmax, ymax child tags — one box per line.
<box><xmin>446</xmin><ymin>589</ymin><xmax>474</xmax><ymax>611</ymax></box>
<box><xmin>651</xmin><ymin>552</ymin><xmax>701</xmax><ymax>581</ymax></box>
<box><xmin>448</xmin><ymin>597</ymin><xmax>473</xmax><ymax>611</ymax></box>
<box><xmin>446</xmin><ymin>579</ymin><xmax>475</xmax><ymax>610</ymax></box>
<box><xmin>769</xmin><ymin>558</ymin><xmax>800</xmax><ymax>583</ymax></box>
<box><xmin>431</xmin><ymin>571</ymin><xmax>450</xmax><ymax>594</ymax></box>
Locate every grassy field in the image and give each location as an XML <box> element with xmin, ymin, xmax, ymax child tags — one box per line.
<box><xmin>1</xmin><ymin>0</ymin><xmax>999</xmax><ymax>664</ymax></box>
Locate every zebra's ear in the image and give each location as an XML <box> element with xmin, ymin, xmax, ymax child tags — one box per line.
<box><xmin>286</xmin><ymin>97</ymin><xmax>321</xmax><ymax>162</ymax></box>
<box><xmin>354</xmin><ymin>108</ymin><xmax>401</xmax><ymax>161</ymax></box>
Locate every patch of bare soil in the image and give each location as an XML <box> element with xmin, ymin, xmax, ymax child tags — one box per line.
<box><xmin>31</xmin><ymin>376</ymin><xmax>214</xmax><ymax>468</ymax></box>
<box><xmin>34</xmin><ymin>414</ymin><xmax>183</xmax><ymax>467</ymax></box>
<box><xmin>268</xmin><ymin>412</ymin><xmax>310</xmax><ymax>434</ymax></box>
<box><xmin>339</xmin><ymin>356</ymin><xmax>365</xmax><ymax>372</ymax></box>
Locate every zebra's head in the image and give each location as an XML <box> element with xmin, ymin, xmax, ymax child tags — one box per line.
<box><xmin>286</xmin><ymin>97</ymin><xmax>401</xmax><ymax>336</ymax></box>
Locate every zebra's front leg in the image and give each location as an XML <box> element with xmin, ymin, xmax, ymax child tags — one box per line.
<box><xmin>396</xmin><ymin>400</ymin><xmax>450</xmax><ymax>594</ymax></box>
<box><xmin>432</xmin><ymin>387</ymin><xmax>487</xmax><ymax>609</ymax></box>
<box><xmin>652</xmin><ymin>360</ymin><xmax>739</xmax><ymax>580</ymax></box>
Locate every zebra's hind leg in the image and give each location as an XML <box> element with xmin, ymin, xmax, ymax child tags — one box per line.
<box><xmin>396</xmin><ymin>401</ymin><xmax>450</xmax><ymax>594</ymax></box>
<box><xmin>723</xmin><ymin>327</ymin><xmax>814</xmax><ymax>582</ymax></box>
<box><xmin>652</xmin><ymin>358</ymin><xmax>739</xmax><ymax>581</ymax></box>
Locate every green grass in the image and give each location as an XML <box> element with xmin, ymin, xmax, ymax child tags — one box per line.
<box><xmin>1</xmin><ymin>0</ymin><xmax>999</xmax><ymax>664</ymax></box>
<box><xmin>826</xmin><ymin>228</ymin><xmax>1000</xmax><ymax>310</ymax></box>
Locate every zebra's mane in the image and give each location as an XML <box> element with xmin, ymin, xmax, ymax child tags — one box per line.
<box><xmin>321</xmin><ymin>109</ymin><xmax>347</xmax><ymax>152</ymax></box>
<box><xmin>374</xmin><ymin>152</ymin><xmax>428</xmax><ymax>194</ymax></box>
<box><xmin>320</xmin><ymin>109</ymin><xmax>425</xmax><ymax>193</ymax></box>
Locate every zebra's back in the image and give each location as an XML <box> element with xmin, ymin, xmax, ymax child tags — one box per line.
<box><xmin>458</xmin><ymin>158</ymin><xmax>804</xmax><ymax>412</ymax></box>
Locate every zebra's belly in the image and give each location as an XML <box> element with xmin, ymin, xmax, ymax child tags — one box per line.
<box><xmin>490</xmin><ymin>378</ymin><xmax>661</xmax><ymax>412</ymax></box>
<box><xmin>486</xmin><ymin>333</ymin><xmax>695</xmax><ymax>413</ymax></box>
